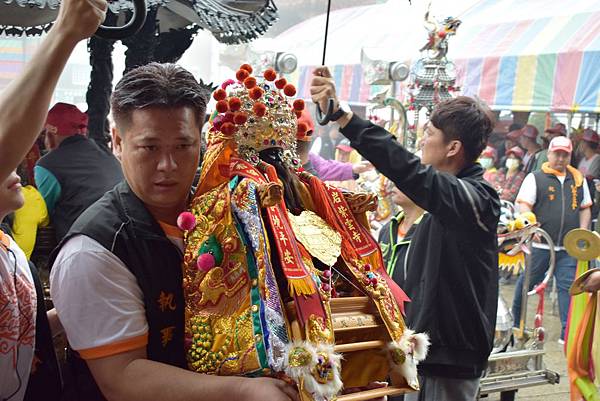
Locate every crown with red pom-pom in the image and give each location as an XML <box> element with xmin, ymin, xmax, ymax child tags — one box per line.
<box><xmin>209</xmin><ymin>64</ymin><xmax>307</xmax><ymax>165</ymax></box>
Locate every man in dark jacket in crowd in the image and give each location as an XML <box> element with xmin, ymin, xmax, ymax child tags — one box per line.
<box><xmin>35</xmin><ymin>102</ymin><xmax>123</xmax><ymax>241</ymax></box>
<box><xmin>311</xmin><ymin>67</ymin><xmax>500</xmax><ymax>401</ymax></box>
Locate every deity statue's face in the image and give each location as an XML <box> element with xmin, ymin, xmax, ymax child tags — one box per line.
<box><xmin>113</xmin><ymin>106</ymin><xmax>200</xmax><ymax>218</ymax></box>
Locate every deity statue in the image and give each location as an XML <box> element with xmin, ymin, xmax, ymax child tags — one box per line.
<box><xmin>178</xmin><ymin>64</ymin><xmax>429</xmax><ymax>401</ymax></box>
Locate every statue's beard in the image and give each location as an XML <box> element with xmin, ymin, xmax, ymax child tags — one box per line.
<box><xmin>259</xmin><ymin>148</ymin><xmax>304</xmax><ymax>214</ymax></box>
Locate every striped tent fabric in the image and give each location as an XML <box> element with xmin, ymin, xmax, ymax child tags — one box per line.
<box><xmin>452</xmin><ymin>0</ymin><xmax>600</xmax><ymax>113</ymax></box>
<box><xmin>0</xmin><ymin>37</ymin><xmax>26</xmax><ymax>88</ymax></box>
<box><xmin>284</xmin><ymin>0</ymin><xmax>600</xmax><ymax>112</ymax></box>
<box><xmin>0</xmin><ymin>38</ymin><xmax>25</xmax><ymax>81</ymax></box>
<box><xmin>0</xmin><ymin>36</ymin><xmax>41</xmax><ymax>92</ymax></box>
<box><xmin>293</xmin><ymin>64</ymin><xmax>407</xmax><ymax>105</ymax></box>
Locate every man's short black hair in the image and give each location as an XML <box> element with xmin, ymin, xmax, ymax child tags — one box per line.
<box><xmin>430</xmin><ymin>96</ymin><xmax>495</xmax><ymax>163</ymax></box>
<box><xmin>111</xmin><ymin>62</ymin><xmax>211</xmax><ymax>130</ymax></box>
<box><xmin>509</xmin><ymin>123</ymin><xmax>523</xmax><ymax>132</ymax></box>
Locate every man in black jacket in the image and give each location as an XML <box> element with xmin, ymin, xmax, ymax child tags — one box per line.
<box><xmin>35</xmin><ymin>102</ymin><xmax>123</xmax><ymax>242</ymax></box>
<box><xmin>311</xmin><ymin>67</ymin><xmax>500</xmax><ymax>401</ymax></box>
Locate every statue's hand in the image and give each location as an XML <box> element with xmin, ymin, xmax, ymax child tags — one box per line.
<box><xmin>344</xmin><ymin>192</ymin><xmax>378</xmax><ymax>214</ymax></box>
<box><xmin>258</xmin><ymin>181</ymin><xmax>283</xmax><ymax>208</ymax></box>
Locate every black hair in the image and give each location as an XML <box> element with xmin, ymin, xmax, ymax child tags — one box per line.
<box><xmin>111</xmin><ymin>62</ymin><xmax>212</xmax><ymax>130</ymax></box>
<box><xmin>16</xmin><ymin>163</ymin><xmax>29</xmax><ymax>187</ymax></box>
<box><xmin>430</xmin><ymin>96</ymin><xmax>495</xmax><ymax>163</ymax></box>
<box><xmin>509</xmin><ymin>123</ymin><xmax>523</xmax><ymax>132</ymax></box>
<box><xmin>259</xmin><ymin>148</ymin><xmax>304</xmax><ymax>214</ymax></box>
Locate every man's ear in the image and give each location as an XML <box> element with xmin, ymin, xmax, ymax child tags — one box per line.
<box><xmin>446</xmin><ymin>140</ymin><xmax>463</xmax><ymax>159</ymax></box>
<box><xmin>112</xmin><ymin>127</ymin><xmax>123</xmax><ymax>161</ymax></box>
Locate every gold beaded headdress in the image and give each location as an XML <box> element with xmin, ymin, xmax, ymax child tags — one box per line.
<box><xmin>209</xmin><ymin>64</ymin><xmax>311</xmax><ymax>166</ymax></box>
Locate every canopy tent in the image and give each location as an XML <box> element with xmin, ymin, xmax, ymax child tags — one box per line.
<box><xmin>452</xmin><ymin>0</ymin><xmax>600</xmax><ymax>113</ymax></box>
<box><xmin>273</xmin><ymin>0</ymin><xmax>426</xmax><ymax>105</ymax></box>
<box><xmin>276</xmin><ymin>0</ymin><xmax>600</xmax><ymax>112</ymax></box>
<box><xmin>0</xmin><ymin>36</ymin><xmax>39</xmax><ymax>89</ymax></box>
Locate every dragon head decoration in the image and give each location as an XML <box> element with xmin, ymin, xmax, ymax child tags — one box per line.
<box><xmin>420</xmin><ymin>11</ymin><xmax>462</xmax><ymax>60</ymax></box>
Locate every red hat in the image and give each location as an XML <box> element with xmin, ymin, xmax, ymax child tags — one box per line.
<box><xmin>480</xmin><ymin>145</ymin><xmax>497</xmax><ymax>160</ymax></box>
<box><xmin>520</xmin><ymin>124</ymin><xmax>539</xmax><ymax>140</ymax></box>
<box><xmin>548</xmin><ymin>136</ymin><xmax>572</xmax><ymax>153</ymax></box>
<box><xmin>545</xmin><ymin>122</ymin><xmax>566</xmax><ymax>136</ymax></box>
<box><xmin>506</xmin><ymin>129</ymin><xmax>522</xmax><ymax>141</ymax></box>
<box><xmin>296</xmin><ymin>108</ymin><xmax>315</xmax><ymax>142</ymax></box>
<box><xmin>582</xmin><ymin>128</ymin><xmax>599</xmax><ymax>144</ymax></box>
<box><xmin>505</xmin><ymin>146</ymin><xmax>524</xmax><ymax>160</ymax></box>
<box><xmin>45</xmin><ymin>102</ymin><xmax>88</xmax><ymax>136</ymax></box>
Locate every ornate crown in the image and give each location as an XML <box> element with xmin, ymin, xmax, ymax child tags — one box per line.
<box><xmin>209</xmin><ymin>64</ymin><xmax>310</xmax><ymax>166</ymax></box>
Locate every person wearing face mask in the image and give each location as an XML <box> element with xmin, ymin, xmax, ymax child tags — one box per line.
<box><xmin>490</xmin><ymin>146</ymin><xmax>526</xmax><ymax>203</ymax></box>
<box><xmin>496</xmin><ymin>124</ymin><xmax>522</xmax><ymax>169</ymax></box>
<box><xmin>479</xmin><ymin>145</ymin><xmax>498</xmax><ymax>182</ymax></box>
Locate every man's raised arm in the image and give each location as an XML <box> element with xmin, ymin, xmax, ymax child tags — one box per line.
<box><xmin>310</xmin><ymin>67</ymin><xmax>499</xmax><ymax>233</ymax></box>
<box><xmin>0</xmin><ymin>0</ymin><xmax>106</xmax><ymax>182</ymax></box>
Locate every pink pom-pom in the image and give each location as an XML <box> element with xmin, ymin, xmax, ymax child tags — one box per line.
<box><xmin>322</xmin><ymin>269</ymin><xmax>332</xmax><ymax>279</ymax></box>
<box><xmin>221</xmin><ymin>79</ymin><xmax>235</xmax><ymax>89</ymax></box>
<box><xmin>177</xmin><ymin>212</ymin><xmax>196</xmax><ymax>231</ymax></box>
<box><xmin>364</xmin><ymin>263</ymin><xmax>371</xmax><ymax>271</ymax></box>
<box><xmin>370</xmin><ymin>277</ymin><xmax>378</xmax><ymax>286</ymax></box>
<box><xmin>196</xmin><ymin>253</ymin><xmax>216</xmax><ymax>272</ymax></box>
<box><xmin>322</xmin><ymin>283</ymin><xmax>331</xmax><ymax>292</ymax></box>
